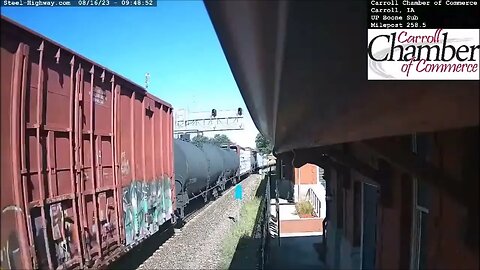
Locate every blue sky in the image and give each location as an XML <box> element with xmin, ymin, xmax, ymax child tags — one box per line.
<box><xmin>1</xmin><ymin>2</ymin><xmax>259</xmax><ymax>147</ymax></box>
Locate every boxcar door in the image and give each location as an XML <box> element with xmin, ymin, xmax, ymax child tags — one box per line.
<box><xmin>78</xmin><ymin>67</ymin><xmax>121</xmax><ymax>266</ymax></box>
<box><xmin>13</xmin><ymin>42</ymin><xmax>86</xmax><ymax>270</ymax></box>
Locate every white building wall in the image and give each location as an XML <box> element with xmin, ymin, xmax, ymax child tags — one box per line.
<box><xmin>293</xmin><ymin>165</ymin><xmax>327</xmax><ymax>218</ymax></box>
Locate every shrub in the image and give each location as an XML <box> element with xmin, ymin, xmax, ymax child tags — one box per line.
<box><xmin>295</xmin><ymin>200</ymin><xmax>314</xmax><ymax>216</ymax></box>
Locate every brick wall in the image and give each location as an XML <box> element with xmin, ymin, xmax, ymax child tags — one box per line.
<box><xmin>322</xmin><ymin>127</ymin><xmax>478</xmax><ymax>269</ymax></box>
<box><xmin>280</xmin><ymin>218</ymin><xmax>324</xmax><ymax>234</ymax></box>
<box><xmin>294</xmin><ymin>163</ymin><xmax>318</xmax><ymax>185</ymax></box>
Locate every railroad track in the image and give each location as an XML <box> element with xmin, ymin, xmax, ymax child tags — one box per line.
<box><xmin>136</xmin><ymin>174</ymin><xmax>263</xmax><ymax>270</ymax></box>
<box><xmin>108</xmin><ymin>176</ymin><xmax>249</xmax><ymax>270</ymax></box>
<box><xmin>181</xmin><ymin>180</ymin><xmax>240</xmax><ymax>224</ymax></box>
<box><xmin>182</xmin><ymin>199</ymin><xmax>214</xmax><ymax>224</ymax></box>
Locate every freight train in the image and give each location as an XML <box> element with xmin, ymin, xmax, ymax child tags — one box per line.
<box><xmin>174</xmin><ymin>140</ymin><xmax>236</xmax><ymax>219</ymax></box>
<box><xmin>174</xmin><ymin>140</ymin><xmax>272</xmax><ymax>220</ymax></box>
<box><xmin>0</xmin><ymin>16</ymin><xmax>274</xmax><ymax>270</ymax></box>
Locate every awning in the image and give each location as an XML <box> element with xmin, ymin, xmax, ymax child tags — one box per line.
<box><xmin>204</xmin><ymin>1</ymin><xmax>479</xmax><ymax>154</ymax></box>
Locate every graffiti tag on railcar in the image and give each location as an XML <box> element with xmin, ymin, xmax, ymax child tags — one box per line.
<box><xmin>93</xmin><ymin>86</ymin><xmax>107</xmax><ymax>105</ymax></box>
<box><xmin>120</xmin><ymin>152</ymin><xmax>130</xmax><ymax>176</ymax></box>
<box><xmin>1</xmin><ymin>206</ymin><xmax>23</xmax><ymax>270</ymax></box>
<box><xmin>50</xmin><ymin>203</ymin><xmax>63</xmax><ymax>241</ymax></box>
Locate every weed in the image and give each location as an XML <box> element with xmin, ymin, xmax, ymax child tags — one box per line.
<box><xmin>295</xmin><ymin>200</ymin><xmax>314</xmax><ymax>216</ymax></box>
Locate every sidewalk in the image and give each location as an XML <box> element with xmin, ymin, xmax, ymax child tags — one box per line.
<box><xmin>266</xmin><ymin>235</ymin><xmax>326</xmax><ymax>270</ymax></box>
<box><xmin>266</xmin><ymin>198</ymin><xmax>325</xmax><ymax>270</ymax></box>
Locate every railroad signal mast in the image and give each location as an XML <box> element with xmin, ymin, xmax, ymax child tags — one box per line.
<box><xmin>174</xmin><ymin>107</ymin><xmax>245</xmax><ymax>138</ymax></box>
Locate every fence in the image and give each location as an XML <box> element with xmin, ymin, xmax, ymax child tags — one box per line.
<box><xmin>306</xmin><ymin>188</ymin><xmax>321</xmax><ymax>217</ymax></box>
<box><xmin>257</xmin><ymin>168</ymin><xmax>273</xmax><ymax>270</ymax></box>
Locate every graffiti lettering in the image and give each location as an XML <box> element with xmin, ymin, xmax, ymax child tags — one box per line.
<box><xmin>49</xmin><ymin>203</ymin><xmax>74</xmax><ymax>265</ymax></box>
<box><xmin>120</xmin><ymin>152</ymin><xmax>130</xmax><ymax>176</ymax></box>
<box><xmin>1</xmin><ymin>205</ymin><xmax>23</xmax><ymax>270</ymax></box>
<box><xmin>92</xmin><ymin>86</ymin><xmax>107</xmax><ymax>105</ymax></box>
<box><xmin>122</xmin><ymin>178</ymin><xmax>173</xmax><ymax>246</ymax></box>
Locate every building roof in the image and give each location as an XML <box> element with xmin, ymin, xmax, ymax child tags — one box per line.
<box><xmin>204</xmin><ymin>1</ymin><xmax>479</xmax><ymax>154</ymax></box>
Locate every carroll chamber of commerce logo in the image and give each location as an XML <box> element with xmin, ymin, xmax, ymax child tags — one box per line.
<box><xmin>367</xmin><ymin>28</ymin><xmax>480</xmax><ymax>80</ymax></box>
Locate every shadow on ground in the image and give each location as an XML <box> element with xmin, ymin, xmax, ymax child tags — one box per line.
<box><xmin>265</xmin><ymin>236</ymin><xmax>326</xmax><ymax>270</ymax></box>
<box><xmin>226</xmin><ymin>173</ymin><xmax>268</xmax><ymax>270</ymax></box>
<box><xmin>108</xmin><ymin>222</ymin><xmax>174</xmax><ymax>270</ymax></box>
<box><xmin>229</xmin><ymin>237</ymin><xmax>262</xmax><ymax>270</ymax></box>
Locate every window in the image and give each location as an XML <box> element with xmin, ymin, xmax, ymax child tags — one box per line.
<box><xmin>361</xmin><ymin>183</ymin><xmax>379</xmax><ymax>270</ymax></box>
<box><xmin>353</xmin><ymin>181</ymin><xmax>362</xmax><ymax>247</ymax></box>
<box><xmin>410</xmin><ymin>177</ymin><xmax>430</xmax><ymax>270</ymax></box>
<box><xmin>410</xmin><ymin>133</ymin><xmax>431</xmax><ymax>270</ymax></box>
<box><xmin>336</xmin><ymin>169</ymin><xmax>344</xmax><ymax>229</ymax></box>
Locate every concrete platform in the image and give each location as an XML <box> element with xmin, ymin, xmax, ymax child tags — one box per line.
<box><xmin>269</xmin><ymin>199</ymin><xmax>323</xmax><ymax>234</ymax></box>
<box><xmin>266</xmin><ymin>235</ymin><xmax>326</xmax><ymax>270</ymax></box>
<box><xmin>270</xmin><ymin>200</ymin><xmax>299</xmax><ymax>220</ymax></box>
<box><xmin>266</xmin><ymin>191</ymin><xmax>326</xmax><ymax>269</ymax></box>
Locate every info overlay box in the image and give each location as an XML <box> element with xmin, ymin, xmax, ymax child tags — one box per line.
<box><xmin>367</xmin><ymin>1</ymin><xmax>479</xmax><ymax>80</ymax></box>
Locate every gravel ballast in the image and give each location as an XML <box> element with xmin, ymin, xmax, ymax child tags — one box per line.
<box><xmin>136</xmin><ymin>174</ymin><xmax>262</xmax><ymax>270</ymax></box>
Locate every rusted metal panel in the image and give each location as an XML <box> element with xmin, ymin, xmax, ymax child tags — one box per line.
<box><xmin>118</xmin><ymin>91</ymin><xmax>174</xmax><ymax>247</ymax></box>
<box><xmin>1</xmin><ymin>16</ymin><xmax>174</xmax><ymax>269</ymax></box>
<box><xmin>76</xmin><ymin>64</ymin><xmax>120</xmax><ymax>267</ymax></box>
<box><xmin>1</xmin><ymin>36</ymin><xmax>32</xmax><ymax>270</ymax></box>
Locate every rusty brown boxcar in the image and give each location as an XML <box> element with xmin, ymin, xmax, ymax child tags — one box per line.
<box><xmin>1</xmin><ymin>16</ymin><xmax>175</xmax><ymax>270</ymax></box>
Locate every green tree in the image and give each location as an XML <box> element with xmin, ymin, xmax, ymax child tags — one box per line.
<box><xmin>255</xmin><ymin>133</ymin><xmax>273</xmax><ymax>155</ymax></box>
<box><xmin>191</xmin><ymin>134</ymin><xmax>210</xmax><ymax>147</ymax></box>
<box><xmin>210</xmin><ymin>134</ymin><xmax>232</xmax><ymax>147</ymax></box>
